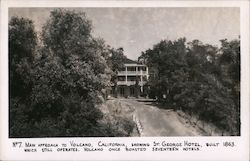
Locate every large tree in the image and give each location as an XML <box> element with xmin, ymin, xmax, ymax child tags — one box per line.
<box><xmin>9</xmin><ymin>17</ymin><xmax>37</xmax><ymax>98</ymax></box>
<box><xmin>139</xmin><ymin>38</ymin><xmax>240</xmax><ymax>135</ymax></box>
<box><xmin>139</xmin><ymin>38</ymin><xmax>187</xmax><ymax>102</ymax></box>
<box><xmin>9</xmin><ymin>10</ymin><xmax>122</xmax><ymax>137</ymax></box>
<box><xmin>9</xmin><ymin>17</ymin><xmax>38</xmax><ymax>137</ymax></box>
<box><xmin>218</xmin><ymin>39</ymin><xmax>240</xmax><ymax>134</ymax></box>
<box><xmin>30</xmin><ymin>9</ymin><xmax>113</xmax><ymax>136</ymax></box>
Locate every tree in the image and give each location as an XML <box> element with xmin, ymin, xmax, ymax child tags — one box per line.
<box><xmin>107</xmin><ymin>47</ymin><xmax>127</xmax><ymax>97</ymax></box>
<box><xmin>218</xmin><ymin>38</ymin><xmax>240</xmax><ymax>135</ymax></box>
<box><xmin>219</xmin><ymin>39</ymin><xmax>240</xmax><ymax>97</ymax></box>
<box><xmin>9</xmin><ymin>10</ymin><xmax>136</xmax><ymax>137</ymax></box>
<box><xmin>9</xmin><ymin>9</ymin><xmax>117</xmax><ymax>137</ymax></box>
<box><xmin>9</xmin><ymin>17</ymin><xmax>37</xmax><ymax>98</ymax></box>
<box><xmin>30</xmin><ymin>9</ymin><xmax>113</xmax><ymax>137</ymax></box>
<box><xmin>138</xmin><ymin>38</ymin><xmax>187</xmax><ymax>103</ymax></box>
<box><xmin>9</xmin><ymin>17</ymin><xmax>38</xmax><ymax>137</ymax></box>
<box><xmin>139</xmin><ymin>37</ymin><xmax>240</xmax><ymax>135</ymax></box>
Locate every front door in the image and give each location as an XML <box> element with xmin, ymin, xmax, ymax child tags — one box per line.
<box><xmin>130</xmin><ymin>86</ymin><xmax>135</xmax><ymax>97</ymax></box>
<box><xmin>119</xmin><ymin>87</ymin><xmax>124</xmax><ymax>97</ymax></box>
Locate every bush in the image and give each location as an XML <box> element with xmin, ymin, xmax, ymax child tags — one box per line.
<box><xmin>9</xmin><ymin>10</ymin><xmax>121</xmax><ymax>137</ymax></box>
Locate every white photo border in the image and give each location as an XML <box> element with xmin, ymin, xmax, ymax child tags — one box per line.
<box><xmin>0</xmin><ymin>1</ymin><xmax>249</xmax><ymax>161</ymax></box>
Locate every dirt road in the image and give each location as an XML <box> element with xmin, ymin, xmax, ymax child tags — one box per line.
<box><xmin>119</xmin><ymin>99</ymin><xmax>205</xmax><ymax>136</ymax></box>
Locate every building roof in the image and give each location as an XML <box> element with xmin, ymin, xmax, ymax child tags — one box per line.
<box><xmin>124</xmin><ymin>58</ymin><xmax>139</xmax><ymax>64</ymax></box>
<box><xmin>124</xmin><ymin>58</ymin><xmax>146</xmax><ymax>66</ymax></box>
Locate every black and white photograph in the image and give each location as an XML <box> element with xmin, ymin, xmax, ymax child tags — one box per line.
<box><xmin>1</xmin><ymin>1</ymin><xmax>249</xmax><ymax>161</ymax></box>
<box><xmin>8</xmin><ymin>7</ymin><xmax>241</xmax><ymax>138</ymax></box>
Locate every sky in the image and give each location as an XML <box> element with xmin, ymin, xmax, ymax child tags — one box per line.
<box><xmin>9</xmin><ymin>7</ymin><xmax>240</xmax><ymax>60</ymax></box>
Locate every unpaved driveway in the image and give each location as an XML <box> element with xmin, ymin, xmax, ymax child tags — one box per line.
<box><xmin>119</xmin><ymin>99</ymin><xmax>205</xmax><ymax>136</ymax></box>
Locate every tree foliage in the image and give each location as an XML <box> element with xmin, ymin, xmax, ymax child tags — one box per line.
<box><xmin>9</xmin><ymin>10</ymin><xmax>132</xmax><ymax>137</ymax></box>
<box><xmin>107</xmin><ymin>47</ymin><xmax>127</xmax><ymax>74</ymax></box>
<box><xmin>106</xmin><ymin>47</ymin><xmax>127</xmax><ymax>97</ymax></box>
<box><xmin>9</xmin><ymin>17</ymin><xmax>38</xmax><ymax>137</ymax></box>
<box><xmin>9</xmin><ymin>17</ymin><xmax>37</xmax><ymax>98</ymax></box>
<box><xmin>139</xmin><ymin>38</ymin><xmax>240</xmax><ymax>135</ymax></box>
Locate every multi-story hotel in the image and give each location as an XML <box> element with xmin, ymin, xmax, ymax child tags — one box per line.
<box><xmin>113</xmin><ymin>58</ymin><xmax>149</xmax><ymax>98</ymax></box>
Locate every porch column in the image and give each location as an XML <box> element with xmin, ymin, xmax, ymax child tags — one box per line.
<box><xmin>125</xmin><ymin>66</ymin><xmax>127</xmax><ymax>83</ymax></box>
<box><xmin>140</xmin><ymin>68</ymin><xmax>143</xmax><ymax>92</ymax></box>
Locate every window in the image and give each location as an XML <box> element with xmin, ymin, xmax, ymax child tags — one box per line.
<box><xmin>127</xmin><ymin>76</ymin><xmax>136</xmax><ymax>81</ymax></box>
<box><xmin>119</xmin><ymin>87</ymin><xmax>124</xmax><ymax>96</ymax></box>
<box><xmin>127</xmin><ymin>67</ymin><xmax>136</xmax><ymax>71</ymax></box>
<box><xmin>130</xmin><ymin>87</ymin><xmax>135</xmax><ymax>96</ymax></box>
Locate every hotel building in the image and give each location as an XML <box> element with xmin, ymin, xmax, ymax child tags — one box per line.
<box><xmin>113</xmin><ymin>58</ymin><xmax>149</xmax><ymax>98</ymax></box>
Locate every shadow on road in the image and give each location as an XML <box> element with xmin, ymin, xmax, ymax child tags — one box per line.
<box><xmin>136</xmin><ymin>99</ymin><xmax>175</xmax><ymax>110</ymax></box>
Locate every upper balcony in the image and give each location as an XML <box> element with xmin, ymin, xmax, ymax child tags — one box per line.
<box><xmin>117</xmin><ymin>81</ymin><xmax>147</xmax><ymax>86</ymax></box>
<box><xmin>118</xmin><ymin>71</ymin><xmax>148</xmax><ymax>76</ymax></box>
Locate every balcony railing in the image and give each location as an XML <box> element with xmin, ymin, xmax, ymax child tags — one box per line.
<box><xmin>118</xmin><ymin>71</ymin><xmax>148</xmax><ymax>76</ymax></box>
<box><xmin>117</xmin><ymin>81</ymin><xmax>147</xmax><ymax>86</ymax></box>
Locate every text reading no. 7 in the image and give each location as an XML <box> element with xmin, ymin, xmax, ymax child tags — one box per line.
<box><xmin>13</xmin><ymin>142</ymin><xmax>22</xmax><ymax>148</ymax></box>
